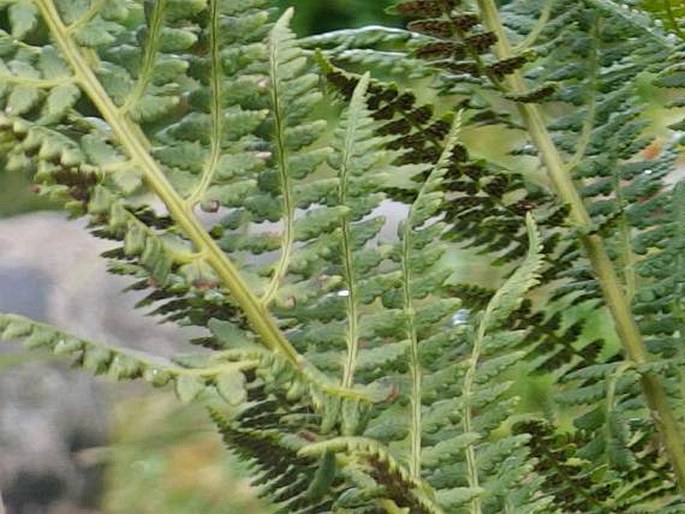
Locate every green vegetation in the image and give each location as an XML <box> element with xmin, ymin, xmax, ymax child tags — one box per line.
<box><xmin>1</xmin><ymin>0</ymin><xmax>685</xmax><ymax>512</ymax></box>
<box><xmin>275</xmin><ymin>0</ymin><xmax>398</xmax><ymax>34</ymax></box>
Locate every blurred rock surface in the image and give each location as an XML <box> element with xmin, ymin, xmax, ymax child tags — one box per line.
<box><xmin>0</xmin><ymin>212</ymin><xmax>196</xmax><ymax>514</ymax></box>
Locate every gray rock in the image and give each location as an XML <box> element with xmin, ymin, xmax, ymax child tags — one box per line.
<box><xmin>0</xmin><ymin>212</ymin><xmax>197</xmax><ymax>514</ymax></box>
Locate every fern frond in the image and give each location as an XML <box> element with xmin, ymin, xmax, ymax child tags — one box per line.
<box><xmin>400</xmin><ymin>111</ymin><xmax>463</xmax><ymax>480</ymax></box>
<box><xmin>210</xmin><ymin>408</ymin><xmax>348</xmax><ymax>513</ymax></box>
<box><xmin>2</xmin><ymin>0</ymin><xmax>685</xmax><ymax>510</ymax></box>
<box><xmin>0</xmin><ymin>313</ymin><xmax>252</xmax><ymax>403</ymax></box>
<box><xmin>374</xmin><ymin>0</ymin><xmax>685</xmax><ymax>490</ymax></box>
<box><xmin>478</xmin><ymin>214</ymin><xmax>543</xmax><ymax>332</ymax></box>
<box><xmin>301</xmin><ymin>26</ymin><xmax>432</xmax><ymax>79</ymax></box>
<box><xmin>452</xmin><ymin>213</ymin><xmax>548</xmax><ymax>513</ymax></box>
<box><xmin>515</xmin><ymin>418</ymin><xmax>681</xmax><ymax>512</ymax></box>
<box><xmin>259</xmin><ymin>7</ymin><xmax>329</xmax><ymax>305</ymax></box>
<box><xmin>300</xmin><ymin>436</ymin><xmax>445</xmax><ymax>514</ymax></box>
<box><xmin>582</xmin><ymin>0</ymin><xmax>677</xmax><ymax>47</ymax></box>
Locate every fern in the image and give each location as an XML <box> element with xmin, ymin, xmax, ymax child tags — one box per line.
<box><xmin>418</xmin><ymin>213</ymin><xmax>550</xmax><ymax>513</ymax></box>
<box><xmin>1</xmin><ymin>0</ymin><xmax>685</xmax><ymax>511</ymax></box>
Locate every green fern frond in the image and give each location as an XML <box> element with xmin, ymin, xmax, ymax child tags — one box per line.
<box><xmin>583</xmin><ymin>0</ymin><xmax>677</xmax><ymax>47</ymax></box>
<box><xmin>478</xmin><ymin>213</ymin><xmax>543</xmax><ymax>332</ymax></box>
<box><xmin>515</xmin><ymin>418</ymin><xmax>682</xmax><ymax>512</ymax></box>
<box><xmin>400</xmin><ymin>112</ymin><xmax>463</xmax><ymax>480</ymax></box>
<box><xmin>300</xmin><ymin>436</ymin><xmax>445</xmax><ymax>514</ymax></box>
<box><xmin>301</xmin><ymin>26</ymin><xmax>432</xmax><ymax>79</ymax></box>
<box><xmin>0</xmin><ymin>313</ymin><xmax>251</xmax><ymax>403</ymax></box>
<box><xmin>2</xmin><ymin>0</ymin><xmax>685</xmax><ymax>510</ymax></box>
<box><xmin>452</xmin><ymin>213</ymin><xmax>548</xmax><ymax>513</ymax></box>
<box><xmin>210</xmin><ymin>408</ymin><xmax>347</xmax><ymax>513</ymax></box>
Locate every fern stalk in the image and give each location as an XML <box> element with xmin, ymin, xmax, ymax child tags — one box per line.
<box><xmin>462</xmin><ymin>326</ymin><xmax>483</xmax><ymax>514</ymax></box>
<box><xmin>64</xmin><ymin>0</ymin><xmax>105</xmax><ymax>35</ymax></box>
<box><xmin>513</xmin><ymin>0</ymin><xmax>552</xmax><ymax>52</ymax></box>
<box><xmin>34</xmin><ymin>0</ymin><xmax>305</xmax><ymax>367</ymax></box>
<box><xmin>338</xmin><ymin>74</ymin><xmax>369</xmax><ymax>389</ymax></box>
<box><xmin>605</xmin><ymin>361</ymin><xmax>636</xmax><ymax>469</ymax></box>
<box><xmin>402</xmin><ymin>218</ymin><xmax>423</xmax><ymax>479</ymax></box>
<box><xmin>119</xmin><ymin>0</ymin><xmax>166</xmax><ymax>116</ymax></box>
<box><xmin>476</xmin><ymin>0</ymin><xmax>685</xmax><ymax>487</ymax></box>
<box><xmin>401</xmin><ymin>115</ymin><xmax>462</xmax><ymax>479</ymax></box>
<box><xmin>339</xmin><ymin>206</ymin><xmax>361</xmax><ymax>390</ymax></box>
<box><xmin>186</xmin><ymin>0</ymin><xmax>223</xmax><ymax>207</ymax></box>
<box><xmin>261</xmin><ymin>9</ymin><xmax>297</xmax><ymax>306</ymax></box>
<box><xmin>339</xmin><ymin>211</ymin><xmax>361</xmax><ymax>389</ymax></box>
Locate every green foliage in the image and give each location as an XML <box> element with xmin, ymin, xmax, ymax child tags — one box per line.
<box><xmin>276</xmin><ymin>0</ymin><xmax>398</xmax><ymax>34</ymax></box>
<box><xmin>103</xmin><ymin>395</ymin><xmax>270</xmax><ymax>514</ymax></box>
<box><xmin>1</xmin><ymin>0</ymin><xmax>685</xmax><ymax>512</ymax></box>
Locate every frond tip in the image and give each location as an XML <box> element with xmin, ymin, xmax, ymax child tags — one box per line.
<box><xmin>480</xmin><ymin>212</ymin><xmax>544</xmax><ymax>332</ymax></box>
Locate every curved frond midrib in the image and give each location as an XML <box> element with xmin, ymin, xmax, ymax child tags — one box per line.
<box><xmin>261</xmin><ymin>9</ymin><xmax>296</xmax><ymax>306</ymax></box>
<box><xmin>337</xmin><ymin>74</ymin><xmax>368</xmax><ymax>390</ymax></box>
<box><xmin>119</xmin><ymin>0</ymin><xmax>166</xmax><ymax>115</ymax></box>
<box><xmin>2</xmin><ymin>0</ymin><xmax>685</xmax><ymax>511</ymax></box>
<box><xmin>186</xmin><ymin>0</ymin><xmax>224</xmax><ymax>207</ymax></box>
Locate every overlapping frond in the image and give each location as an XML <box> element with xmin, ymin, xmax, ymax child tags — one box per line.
<box><xmin>420</xmin><ymin>215</ymin><xmax>550</xmax><ymax>513</ymax></box>
<box><xmin>0</xmin><ymin>312</ymin><xmax>252</xmax><ymax>402</ymax></box>
<box><xmin>311</xmin><ymin>0</ymin><xmax>685</xmax><ymax>504</ymax></box>
<box><xmin>409</xmin><ymin>0</ymin><xmax>684</xmax><ymax>500</ymax></box>
<box><xmin>1</xmin><ymin>0</ymin><xmax>685</xmax><ymax>511</ymax></box>
<box><xmin>516</xmin><ymin>418</ymin><xmax>682</xmax><ymax>512</ymax></box>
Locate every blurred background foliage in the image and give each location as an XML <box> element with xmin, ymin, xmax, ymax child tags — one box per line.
<box><xmin>101</xmin><ymin>394</ymin><xmax>271</xmax><ymax>514</ymax></box>
<box><xmin>274</xmin><ymin>0</ymin><xmax>398</xmax><ymax>34</ymax></box>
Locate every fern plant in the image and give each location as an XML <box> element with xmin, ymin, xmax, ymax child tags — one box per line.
<box><xmin>1</xmin><ymin>0</ymin><xmax>685</xmax><ymax>512</ymax></box>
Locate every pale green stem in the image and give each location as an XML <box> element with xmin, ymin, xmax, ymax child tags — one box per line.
<box><xmin>463</xmin><ymin>323</ymin><xmax>484</xmax><ymax>514</ymax></box>
<box><xmin>119</xmin><ymin>0</ymin><xmax>166</xmax><ymax>115</ymax></box>
<box><xmin>605</xmin><ymin>362</ymin><xmax>636</xmax><ymax>467</ymax></box>
<box><xmin>65</xmin><ymin>0</ymin><xmax>105</xmax><ymax>34</ymax></box>
<box><xmin>401</xmin><ymin>113</ymin><xmax>462</xmax><ymax>480</ymax></box>
<box><xmin>401</xmin><ymin>220</ymin><xmax>422</xmax><ymax>479</ymax></box>
<box><xmin>477</xmin><ymin>0</ymin><xmax>685</xmax><ymax>488</ymax></box>
<box><xmin>0</xmin><ymin>314</ymin><xmax>258</xmax><ymax>378</ymax></box>
<box><xmin>513</xmin><ymin>0</ymin><xmax>552</xmax><ymax>52</ymax></box>
<box><xmin>337</xmin><ymin>76</ymin><xmax>367</xmax><ymax>390</ymax></box>
<box><xmin>260</xmin><ymin>28</ymin><xmax>295</xmax><ymax>306</ymax></box>
<box><xmin>0</xmin><ymin>75</ymin><xmax>74</xmax><ymax>88</ymax></box>
<box><xmin>339</xmin><ymin>203</ymin><xmax>360</xmax><ymax>389</ymax></box>
<box><xmin>186</xmin><ymin>0</ymin><xmax>223</xmax><ymax>207</ymax></box>
<box><xmin>340</xmin><ymin>217</ymin><xmax>360</xmax><ymax>389</ymax></box>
